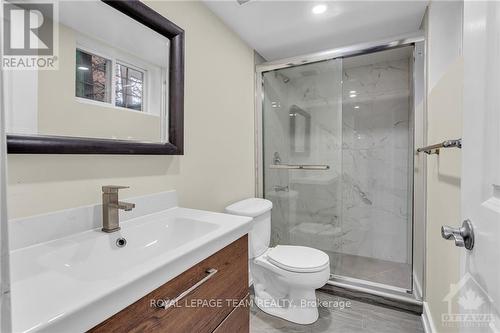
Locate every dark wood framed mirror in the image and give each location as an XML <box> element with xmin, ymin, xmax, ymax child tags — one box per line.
<box><xmin>6</xmin><ymin>0</ymin><xmax>184</xmax><ymax>155</ymax></box>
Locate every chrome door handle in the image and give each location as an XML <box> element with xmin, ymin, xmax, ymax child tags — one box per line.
<box><xmin>155</xmin><ymin>268</ymin><xmax>218</xmax><ymax>309</ymax></box>
<box><xmin>441</xmin><ymin>219</ymin><xmax>474</xmax><ymax>250</ymax></box>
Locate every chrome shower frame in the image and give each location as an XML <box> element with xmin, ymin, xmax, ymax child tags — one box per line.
<box><xmin>254</xmin><ymin>31</ymin><xmax>426</xmax><ymax>307</ymax></box>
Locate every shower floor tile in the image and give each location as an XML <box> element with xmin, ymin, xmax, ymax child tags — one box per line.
<box><xmin>325</xmin><ymin>251</ymin><xmax>412</xmax><ymax>290</ymax></box>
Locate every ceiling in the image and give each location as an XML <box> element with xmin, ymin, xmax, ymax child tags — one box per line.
<box><xmin>203</xmin><ymin>1</ymin><xmax>428</xmax><ymax>61</ymax></box>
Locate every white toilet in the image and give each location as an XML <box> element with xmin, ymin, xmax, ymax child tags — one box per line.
<box><xmin>225</xmin><ymin>198</ymin><xmax>330</xmax><ymax>325</ymax></box>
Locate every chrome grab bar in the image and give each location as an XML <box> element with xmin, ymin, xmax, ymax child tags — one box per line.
<box><xmin>417</xmin><ymin>138</ymin><xmax>462</xmax><ymax>155</ymax></box>
<box><xmin>269</xmin><ymin>164</ymin><xmax>330</xmax><ymax>170</ymax></box>
<box><xmin>155</xmin><ymin>268</ymin><xmax>218</xmax><ymax>309</ymax></box>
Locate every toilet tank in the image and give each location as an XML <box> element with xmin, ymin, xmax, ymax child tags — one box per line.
<box><xmin>225</xmin><ymin>198</ymin><xmax>272</xmax><ymax>259</ymax></box>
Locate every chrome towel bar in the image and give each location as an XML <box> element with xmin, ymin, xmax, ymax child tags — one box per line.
<box><xmin>417</xmin><ymin>138</ymin><xmax>462</xmax><ymax>155</ymax></box>
<box><xmin>269</xmin><ymin>164</ymin><xmax>330</xmax><ymax>170</ymax></box>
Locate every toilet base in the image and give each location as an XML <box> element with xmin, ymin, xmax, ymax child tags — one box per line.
<box><xmin>253</xmin><ymin>290</ymin><xmax>320</xmax><ymax>325</ymax></box>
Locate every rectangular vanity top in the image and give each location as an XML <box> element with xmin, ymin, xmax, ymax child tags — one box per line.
<box><xmin>10</xmin><ymin>206</ymin><xmax>252</xmax><ymax>333</ymax></box>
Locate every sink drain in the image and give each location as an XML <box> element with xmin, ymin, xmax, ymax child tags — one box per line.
<box><xmin>116</xmin><ymin>237</ymin><xmax>127</xmax><ymax>248</ymax></box>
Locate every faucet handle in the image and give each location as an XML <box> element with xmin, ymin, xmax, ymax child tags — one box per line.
<box><xmin>102</xmin><ymin>185</ymin><xmax>130</xmax><ymax>193</ymax></box>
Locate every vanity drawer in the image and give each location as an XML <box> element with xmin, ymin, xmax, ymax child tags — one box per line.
<box><xmin>213</xmin><ymin>294</ymin><xmax>250</xmax><ymax>333</ymax></box>
<box><xmin>89</xmin><ymin>235</ymin><xmax>248</xmax><ymax>333</ymax></box>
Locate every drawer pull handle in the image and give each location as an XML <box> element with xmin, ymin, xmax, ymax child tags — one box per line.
<box><xmin>157</xmin><ymin>268</ymin><xmax>218</xmax><ymax>309</ymax></box>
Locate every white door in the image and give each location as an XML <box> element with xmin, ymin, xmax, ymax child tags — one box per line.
<box><xmin>461</xmin><ymin>1</ymin><xmax>500</xmax><ymax>331</ymax></box>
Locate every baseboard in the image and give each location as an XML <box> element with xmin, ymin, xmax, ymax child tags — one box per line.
<box><xmin>422</xmin><ymin>301</ymin><xmax>437</xmax><ymax>333</ymax></box>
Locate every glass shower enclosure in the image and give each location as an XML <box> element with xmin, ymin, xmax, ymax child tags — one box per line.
<box><xmin>258</xmin><ymin>44</ymin><xmax>418</xmax><ymax>296</ymax></box>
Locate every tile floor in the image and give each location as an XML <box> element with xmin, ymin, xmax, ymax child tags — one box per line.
<box><xmin>326</xmin><ymin>251</ymin><xmax>412</xmax><ymax>290</ymax></box>
<box><xmin>250</xmin><ymin>291</ymin><xmax>424</xmax><ymax>333</ymax></box>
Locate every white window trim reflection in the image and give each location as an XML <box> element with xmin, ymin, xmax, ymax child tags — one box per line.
<box><xmin>114</xmin><ymin>59</ymin><xmax>147</xmax><ymax>112</ymax></box>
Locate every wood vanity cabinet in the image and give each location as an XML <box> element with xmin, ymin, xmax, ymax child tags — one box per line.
<box><xmin>89</xmin><ymin>235</ymin><xmax>249</xmax><ymax>333</ymax></box>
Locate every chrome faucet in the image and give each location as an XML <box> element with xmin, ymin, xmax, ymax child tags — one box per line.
<box><xmin>102</xmin><ymin>185</ymin><xmax>135</xmax><ymax>233</ymax></box>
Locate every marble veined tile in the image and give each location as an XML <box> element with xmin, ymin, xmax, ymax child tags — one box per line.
<box><xmin>341</xmin><ymin>56</ymin><xmax>411</xmax><ymax>264</ymax></box>
<box><xmin>262</xmin><ymin>54</ymin><xmax>412</xmax><ymax>281</ymax></box>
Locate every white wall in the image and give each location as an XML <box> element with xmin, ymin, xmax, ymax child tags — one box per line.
<box><xmin>427</xmin><ymin>1</ymin><xmax>463</xmax><ymax>91</ymax></box>
<box><xmin>6</xmin><ymin>1</ymin><xmax>256</xmax><ymax>219</ymax></box>
<box><xmin>0</xmin><ymin>53</ymin><xmax>12</xmax><ymax>332</ymax></box>
<box><xmin>423</xmin><ymin>1</ymin><xmax>463</xmax><ymax>331</ymax></box>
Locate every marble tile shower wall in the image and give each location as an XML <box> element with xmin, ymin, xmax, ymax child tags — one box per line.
<box><xmin>285</xmin><ymin>64</ymin><xmax>343</xmax><ymax>253</ymax></box>
<box><xmin>263</xmin><ymin>74</ymin><xmax>293</xmax><ymax>246</ymax></box>
<box><xmin>262</xmin><ymin>57</ymin><xmax>411</xmax><ymax>265</ymax></box>
<box><xmin>341</xmin><ymin>58</ymin><xmax>411</xmax><ymax>263</ymax></box>
<box><xmin>263</xmin><ymin>61</ymin><xmax>343</xmax><ymax>251</ymax></box>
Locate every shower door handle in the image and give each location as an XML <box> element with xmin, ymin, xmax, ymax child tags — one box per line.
<box><xmin>441</xmin><ymin>219</ymin><xmax>474</xmax><ymax>250</ymax></box>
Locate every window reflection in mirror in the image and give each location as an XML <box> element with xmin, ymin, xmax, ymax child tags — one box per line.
<box><xmin>75</xmin><ymin>49</ymin><xmax>149</xmax><ymax>113</ymax></box>
<box><xmin>115</xmin><ymin>63</ymin><xmax>144</xmax><ymax>111</ymax></box>
<box><xmin>75</xmin><ymin>49</ymin><xmax>112</xmax><ymax>103</ymax></box>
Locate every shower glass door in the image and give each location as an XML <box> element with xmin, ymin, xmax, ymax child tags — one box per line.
<box><xmin>262</xmin><ymin>58</ymin><xmax>344</xmax><ymax>277</ymax></box>
<box><xmin>261</xmin><ymin>47</ymin><xmax>413</xmax><ymax>292</ymax></box>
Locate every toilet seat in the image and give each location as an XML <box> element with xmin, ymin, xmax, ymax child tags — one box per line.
<box><xmin>266</xmin><ymin>245</ymin><xmax>329</xmax><ymax>273</ymax></box>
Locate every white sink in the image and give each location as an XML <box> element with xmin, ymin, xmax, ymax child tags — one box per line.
<box><xmin>10</xmin><ymin>202</ymin><xmax>252</xmax><ymax>333</ymax></box>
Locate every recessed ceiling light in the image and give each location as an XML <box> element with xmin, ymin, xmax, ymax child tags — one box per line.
<box><xmin>312</xmin><ymin>4</ymin><xmax>327</xmax><ymax>15</ymax></box>
<box><xmin>349</xmin><ymin>90</ymin><xmax>357</xmax><ymax>94</ymax></box>
<box><xmin>354</xmin><ymin>105</ymin><xmax>360</xmax><ymax>109</ymax></box>
<box><xmin>349</xmin><ymin>94</ymin><xmax>357</xmax><ymax>98</ymax></box>
<box><xmin>77</xmin><ymin>66</ymin><xmax>89</xmax><ymax>71</ymax></box>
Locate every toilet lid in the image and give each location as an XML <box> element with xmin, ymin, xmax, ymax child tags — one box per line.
<box><xmin>267</xmin><ymin>245</ymin><xmax>329</xmax><ymax>273</ymax></box>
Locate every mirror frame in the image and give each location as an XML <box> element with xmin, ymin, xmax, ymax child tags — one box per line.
<box><xmin>6</xmin><ymin>0</ymin><xmax>184</xmax><ymax>155</ymax></box>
